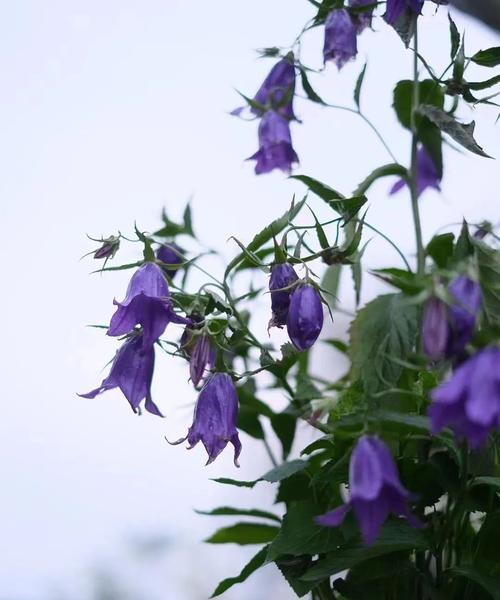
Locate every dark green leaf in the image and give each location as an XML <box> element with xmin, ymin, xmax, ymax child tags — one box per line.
<box><xmin>448</xmin><ymin>567</ymin><xmax>500</xmax><ymax>600</ymax></box>
<box><xmin>418</xmin><ymin>104</ymin><xmax>492</xmax><ymax>158</ymax></box>
<box><xmin>354</xmin><ymin>63</ymin><xmax>367</xmax><ymax>108</ymax></box>
<box><xmin>238</xmin><ymin>406</ymin><xmax>265</xmax><ymax>439</ymax></box>
<box><xmin>468</xmin><ymin>74</ymin><xmax>500</xmax><ymax>91</ymax></box>
<box><xmin>453</xmin><ymin>39</ymin><xmax>466</xmax><ymax>83</ymax></box>
<box><xmin>197</xmin><ymin>507</ymin><xmax>281</xmax><ymax>523</ymax></box>
<box><xmin>271</xmin><ymin>412</ymin><xmax>297</xmax><ymax>460</ymax></box>
<box><xmin>426</xmin><ymin>233</ymin><xmax>455</xmax><ymax>268</ymax></box>
<box><xmin>210</xmin><ymin>546</ymin><xmax>269</xmax><ymax>597</ymax></box>
<box><xmin>470</xmin><ymin>476</ymin><xmax>500</xmax><ymax>491</ymax></box>
<box><xmin>470</xmin><ymin>237</ymin><xmax>500</xmax><ymax>328</ymax></box>
<box><xmin>321</xmin><ymin>264</ymin><xmax>342</xmax><ymax>310</ymax></box>
<box><xmin>205</xmin><ymin>523</ymin><xmax>279</xmax><ymax>545</ymax></box>
<box><xmin>300</xmin><ymin>68</ymin><xmax>325</xmax><ymax>104</ymax></box>
<box><xmin>211</xmin><ymin>477</ymin><xmax>258</xmax><ymax>488</ymax></box>
<box><xmin>291</xmin><ymin>175</ymin><xmax>344</xmax><ymax>201</ymax></box>
<box><xmin>354</xmin><ymin>163</ymin><xmax>407</xmax><ymax>196</ymax></box>
<box><xmin>371</xmin><ymin>268</ymin><xmax>424</xmax><ymax>295</ymax></box>
<box><xmin>349</xmin><ymin>294</ymin><xmax>418</xmax><ymax>395</ymax></box>
<box><xmin>471</xmin><ymin>47</ymin><xmax>500</xmax><ymax>68</ymax></box>
<box><xmin>448</xmin><ymin>14</ymin><xmax>460</xmax><ymax>60</ymax></box>
<box><xmin>182</xmin><ymin>202</ymin><xmax>194</xmax><ymax>236</ymax></box>
<box><xmin>276</xmin><ymin>557</ymin><xmax>315</xmax><ymax>598</ymax></box>
<box><xmin>371</xmin><ymin>410</ymin><xmax>431</xmax><ymax>435</ymax></box>
<box><xmin>262</xmin><ymin>460</ymin><xmax>308</xmax><ymax>483</ymax></box>
<box><xmin>267</xmin><ymin>501</ymin><xmax>344</xmax><ymax>561</ymax></box>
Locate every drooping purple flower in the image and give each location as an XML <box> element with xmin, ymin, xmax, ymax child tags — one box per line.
<box><xmin>94</xmin><ymin>236</ymin><xmax>120</xmax><ymax>260</ymax></box>
<box><xmin>391</xmin><ymin>146</ymin><xmax>441</xmax><ymax>197</ymax></box>
<box><xmin>190</xmin><ymin>334</ymin><xmax>215</xmax><ymax>387</ymax></box>
<box><xmin>248</xmin><ymin>111</ymin><xmax>299</xmax><ymax>175</ymax></box>
<box><xmin>108</xmin><ymin>262</ymin><xmax>191</xmax><ymax>350</ymax></box>
<box><xmin>156</xmin><ymin>242</ymin><xmax>184</xmax><ymax>279</ymax></box>
<box><xmin>287</xmin><ymin>284</ymin><xmax>324</xmax><ymax>351</ymax></box>
<box><xmin>79</xmin><ymin>333</ymin><xmax>162</xmax><ymax>416</ymax></box>
<box><xmin>323</xmin><ymin>9</ymin><xmax>358</xmax><ymax>69</ymax></box>
<box><xmin>170</xmin><ymin>373</ymin><xmax>241</xmax><ymax>466</ymax></box>
<box><xmin>446</xmin><ymin>276</ymin><xmax>482</xmax><ymax>358</ymax></box>
<box><xmin>349</xmin><ymin>0</ymin><xmax>374</xmax><ymax>33</ymax></box>
<box><xmin>429</xmin><ymin>347</ymin><xmax>500</xmax><ymax>448</ymax></box>
<box><xmin>252</xmin><ymin>58</ymin><xmax>296</xmax><ymax>120</ymax></box>
<box><xmin>385</xmin><ymin>0</ymin><xmax>424</xmax><ymax>25</ymax></box>
<box><xmin>316</xmin><ymin>436</ymin><xmax>421</xmax><ymax>545</ymax></box>
<box><xmin>269</xmin><ymin>263</ymin><xmax>299</xmax><ymax>329</ymax></box>
<box><xmin>422</xmin><ymin>297</ymin><xmax>449</xmax><ymax>361</ymax></box>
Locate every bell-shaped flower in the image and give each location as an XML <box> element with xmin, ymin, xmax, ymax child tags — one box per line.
<box><xmin>446</xmin><ymin>276</ymin><xmax>482</xmax><ymax>358</ymax></box>
<box><xmin>323</xmin><ymin>9</ymin><xmax>358</xmax><ymax>69</ymax></box>
<box><xmin>252</xmin><ymin>58</ymin><xmax>296</xmax><ymax>120</ymax></box>
<box><xmin>316</xmin><ymin>436</ymin><xmax>421</xmax><ymax>545</ymax></box>
<box><xmin>79</xmin><ymin>333</ymin><xmax>162</xmax><ymax>416</ymax></box>
<box><xmin>269</xmin><ymin>263</ymin><xmax>299</xmax><ymax>329</ymax></box>
<box><xmin>349</xmin><ymin>0</ymin><xmax>374</xmax><ymax>33</ymax></box>
<box><xmin>156</xmin><ymin>242</ymin><xmax>184</xmax><ymax>279</ymax></box>
<box><xmin>422</xmin><ymin>297</ymin><xmax>449</xmax><ymax>361</ymax></box>
<box><xmin>248</xmin><ymin>111</ymin><xmax>299</xmax><ymax>175</ymax></box>
<box><xmin>385</xmin><ymin>0</ymin><xmax>424</xmax><ymax>25</ymax></box>
<box><xmin>108</xmin><ymin>262</ymin><xmax>191</xmax><ymax>350</ymax></box>
<box><xmin>169</xmin><ymin>373</ymin><xmax>241</xmax><ymax>466</ymax></box>
<box><xmin>391</xmin><ymin>146</ymin><xmax>441</xmax><ymax>197</ymax></box>
<box><xmin>189</xmin><ymin>334</ymin><xmax>215</xmax><ymax>387</ymax></box>
<box><xmin>287</xmin><ymin>284</ymin><xmax>324</xmax><ymax>351</ymax></box>
<box><xmin>429</xmin><ymin>347</ymin><xmax>500</xmax><ymax>448</ymax></box>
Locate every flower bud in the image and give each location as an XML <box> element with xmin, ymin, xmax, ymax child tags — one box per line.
<box><xmin>156</xmin><ymin>242</ymin><xmax>184</xmax><ymax>279</ymax></box>
<box><xmin>287</xmin><ymin>284</ymin><xmax>324</xmax><ymax>351</ymax></box>
<box><xmin>269</xmin><ymin>263</ymin><xmax>299</xmax><ymax>329</ymax></box>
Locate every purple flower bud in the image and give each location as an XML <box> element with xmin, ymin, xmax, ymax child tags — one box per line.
<box><xmin>156</xmin><ymin>242</ymin><xmax>184</xmax><ymax>279</ymax></box>
<box><xmin>422</xmin><ymin>297</ymin><xmax>449</xmax><ymax>361</ymax></box>
<box><xmin>252</xmin><ymin>58</ymin><xmax>296</xmax><ymax>120</ymax></box>
<box><xmin>108</xmin><ymin>263</ymin><xmax>191</xmax><ymax>350</ymax></box>
<box><xmin>316</xmin><ymin>436</ymin><xmax>421</xmax><ymax>545</ymax></box>
<box><xmin>248</xmin><ymin>111</ymin><xmax>299</xmax><ymax>175</ymax></box>
<box><xmin>79</xmin><ymin>334</ymin><xmax>162</xmax><ymax>416</ymax></box>
<box><xmin>323</xmin><ymin>9</ymin><xmax>358</xmax><ymax>69</ymax></box>
<box><xmin>349</xmin><ymin>0</ymin><xmax>374</xmax><ymax>33</ymax></box>
<box><xmin>287</xmin><ymin>284</ymin><xmax>324</xmax><ymax>351</ymax></box>
<box><xmin>170</xmin><ymin>373</ymin><xmax>241</xmax><ymax>466</ymax></box>
<box><xmin>94</xmin><ymin>236</ymin><xmax>120</xmax><ymax>260</ymax></box>
<box><xmin>446</xmin><ymin>276</ymin><xmax>482</xmax><ymax>358</ymax></box>
<box><xmin>429</xmin><ymin>346</ymin><xmax>500</xmax><ymax>448</ymax></box>
<box><xmin>390</xmin><ymin>146</ymin><xmax>441</xmax><ymax>197</ymax></box>
<box><xmin>385</xmin><ymin>0</ymin><xmax>424</xmax><ymax>25</ymax></box>
<box><xmin>269</xmin><ymin>263</ymin><xmax>299</xmax><ymax>329</ymax></box>
<box><xmin>190</xmin><ymin>334</ymin><xmax>214</xmax><ymax>387</ymax></box>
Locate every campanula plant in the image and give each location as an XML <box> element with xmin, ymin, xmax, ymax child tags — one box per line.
<box><xmin>81</xmin><ymin>2</ymin><xmax>500</xmax><ymax>598</ymax></box>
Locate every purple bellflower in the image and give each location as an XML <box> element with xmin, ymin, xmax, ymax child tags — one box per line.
<box><xmin>156</xmin><ymin>242</ymin><xmax>184</xmax><ymax>279</ymax></box>
<box><xmin>323</xmin><ymin>9</ymin><xmax>358</xmax><ymax>69</ymax></box>
<box><xmin>287</xmin><ymin>284</ymin><xmax>324</xmax><ymax>351</ymax></box>
<box><xmin>391</xmin><ymin>146</ymin><xmax>441</xmax><ymax>197</ymax></box>
<box><xmin>190</xmin><ymin>334</ymin><xmax>215</xmax><ymax>387</ymax></box>
<box><xmin>252</xmin><ymin>58</ymin><xmax>296</xmax><ymax>120</ymax></box>
<box><xmin>79</xmin><ymin>333</ymin><xmax>162</xmax><ymax>416</ymax></box>
<box><xmin>349</xmin><ymin>0</ymin><xmax>374</xmax><ymax>33</ymax></box>
<box><xmin>108</xmin><ymin>262</ymin><xmax>191</xmax><ymax>351</ymax></box>
<box><xmin>422</xmin><ymin>277</ymin><xmax>482</xmax><ymax>362</ymax></box>
<box><xmin>269</xmin><ymin>263</ymin><xmax>299</xmax><ymax>329</ymax></box>
<box><xmin>249</xmin><ymin>111</ymin><xmax>299</xmax><ymax>175</ymax></box>
<box><xmin>429</xmin><ymin>346</ymin><xmax>500</xmax><ymax>448</ymax></box>
<box><xmin>170</xmin><ymin>373</ymin><xmax>242</xmax><ymax>466</ymax></box>
<box><xmin>385</xmin><ymin>0</ymin><xmax>424</xmax><ymax>25</ymax></box>
<box><xmin>316</xmin><ymin>436</ymin><xmax>421</xmax><ymax>545</ymax></box>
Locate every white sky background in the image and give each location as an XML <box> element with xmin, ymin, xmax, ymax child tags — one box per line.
<box><xmin>0</xmin><ymin>2</ymin><xmax>499</xmax><ymax>599</ymax></box>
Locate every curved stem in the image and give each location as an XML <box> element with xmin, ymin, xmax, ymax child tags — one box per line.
<box><xmin>410</xmin><ymin>26</ymin><xmax>425</xmax><ymax>276</ymax></box>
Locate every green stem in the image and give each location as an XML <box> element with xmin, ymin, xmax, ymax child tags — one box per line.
<box><xmin>316</xmin><ymin>580</ymin><xmax>335</xmax><ymax>600</ymax></box>
<box><xmin>410</xmin><ymin>25</ymin><xmax>425</xmax><ymax>276</ymax></box>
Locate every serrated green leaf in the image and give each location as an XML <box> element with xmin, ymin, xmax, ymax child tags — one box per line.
<box><xmin>210</xmin><ymin>546</ymin><xmax>269</xmax><ymax>597</ymax></box>
<box><xmin>418</xmin><ymin>104</ymin><xmax>492</xmax><ymax>158</ymax></box>
<box><xmin>349</xmin><ymin>294</ymin><xmax>418</xmax><ymax>395</ymax></box>
<box><xmin>205</xmin><ymin>523</ymin><xmax>279</xmax><ymax>545</ymax></box>
<box><xmin>471</xmin><ymin>47</ymin><xmax>500</xmax><ymax>68</ymax></box>
<box><xmin>196</xmin><ymin>507</ymin><xmax>281</xmax><ymax>523</ymax></box>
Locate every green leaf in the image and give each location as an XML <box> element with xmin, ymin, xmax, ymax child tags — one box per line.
<box><xmin>453</xmin><ymin>39</ymin><xmax>466</xmax><ymax>83</ymax></box>
<box><xmin>418</xmin><ymin>104</ymin><xmax>492</xmax><ymax>158</ymax></box>
<box><xmin>349</xmin><ymin>294</ymin><xmax>418</xmax><ymax>395</ymax></box>
<box><xmin>354</xmin><ymin>63</ymin><xmax>367</xmax><ymax>109</ymax></box>
<box><xmin>468</xmin><ymin>74</ymin><xmax>500</xmax><ymax>91</ymax></box>
<box><xmin>471</xmin><ymin>47</ymin><xmax>500</xmax><ymax>68</ymax></box>
<box><xmin>262</xmin><ymin>460</ymin><xmax>308</xmax><ymax>483</ymax></box>
<box><xmin>321</xmin><ymin>264</ymin><xmax>342</xmax><ymax>310</ymax></box>
<box><xmin>267</xmin><ymin>501</ymin><xmax>344</xmax><ymax>561</ymax></box>
<box><xmin>426</xmin><ymin>233</ymin><xmax>455</xmax><ymax>268</ymax></box>
<box><xmin>300</xmin><ymin>68</ymin><xmax>325</xmax><ymax>104</ymax></box>
<box><xmin>371</xmin><ymin>410</ymin><xmax>431</xmax><ymax>435</ymax></box>
<box><xmin>238</xmin><ymin>406</ymin><xmax>265</xmax><ymax>439</ymax></box>
<box><xmin>302</xmin><ymin>520</ymin><xmax>429</xmax><ymax>582</ymax></box>
<box><xmin>210</xmin><ymin>546</ymin><xmax>269</xmax><ymax>597</ymax></box>
<box><xmin>271</xmin><ymin>412</ymin><xmax>297</xmax><ymax>460</ymax></box>
<box><xmin>276</xmin><ymin>557</ymin><xmax>315</xmax><ymax>598</ymax></box>
<box><xmin>470</xmin><ymin>476</ymin><xmax>500</xmax><ymax>492</ymax></box>
<box><xmin>371</xmin><ymin>268</ymin><xmax>424</xmax><ymax>295</ymax></box>
<box><xmin>224</xmin><ymin>197</ymin><xmax>306</xmax><ymax>279</ymax></box>
<box><xmin>205</xmin><ymin>523</ymin><xmax>279</xmax><ymax>545</ymax></box>
<box><xmin>291</xmin><ymin>175</ymin><xmax>344</xmax><ymax>201</ymax></box>
<box><xmin>448</xmin><ymin>567</ymin><xmax>500</xmax><ymax>600</ymax></box>
<box><xmin>470</xmin><ymin>237</ymin><xmax>500</xmax><ymax>328</ymax></box>
<box><xmin>448</xmin><ymin>14</ymin><xmax>460</xmax><ymax>60</ymax></box>
<box><xmin>354</xmin><ymin>163</ymin><xmax>407</xmax><ymax>197</ymax></box>
<box><xmin>196</xmin><ymin>507</ymin><xmax>281</xmax><ymax>523</ymax></box>
<box><xmin>211</xmin><ymin>477</ymin><xmax>258</xmax><ymax>488</ymax></box>
<box><xmin>182</xmin><ymin>202</ymin><xmax>194</xmax><ymax>236</ymax></box>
